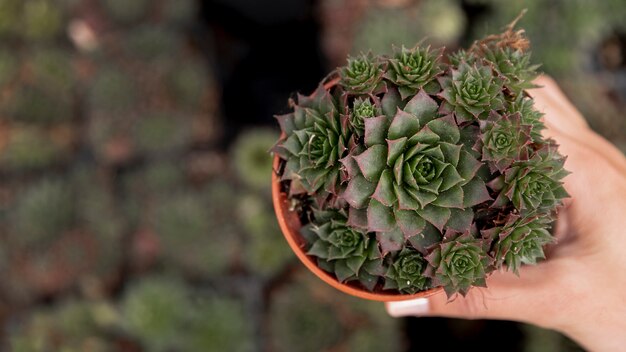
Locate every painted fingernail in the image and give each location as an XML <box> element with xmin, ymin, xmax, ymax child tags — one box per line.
<box><xmin>386</xmin><ymin>298</ymin><xmax>430</xmax><ymax>317</ymax></box>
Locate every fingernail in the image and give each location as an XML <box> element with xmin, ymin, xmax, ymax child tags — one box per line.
<box><xmin>386</xmin><ymin>298</ymin><xmax>430</xmax><ymax>317</ymax></box>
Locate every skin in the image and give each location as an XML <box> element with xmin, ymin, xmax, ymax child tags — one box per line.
<box><xmin>386</xmin><ymin>76</ymin><xmax>626</xmax><ymax>352</ymax></box>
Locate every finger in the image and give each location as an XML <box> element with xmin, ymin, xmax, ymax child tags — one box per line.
<box><xmin>530</xmin><ymin>75</ymin><xmax>588</xmax><ymax>129</ymax></box>
<box><xmin>386</xmin><ymin>262</ymin><xmax>565</xmax><ymax>328</ymax></box>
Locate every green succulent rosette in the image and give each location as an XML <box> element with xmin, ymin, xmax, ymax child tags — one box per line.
<box><xmin>342</xmin><ymin>88</ymin><xmax>491</xmax><ymax>237</ymax></box>
<box><xmin>506</xmin><ymin>95</ymin><xmax>545</xmax><ymax>142</ymax></box>
<box><xmin>489</xmin><ymin>145</ymin><xmax>569</xmax><ymax>213</ymax></box>
<box><xmin>483</xmin><ymin>214</ymin><xmax>553</xmax><ymax>275</ymax></box>
<box><xmin>476</xmin><ymin>111</ymin><xmax>532</xmax><ymax>172</ymax></box>
<box><xmin>439</xmin><ymin>62</ymin><xmax>505</xmax><ymax>122</ymax></box>
<box><xmin>340</xmin><ymin>53</ymin><xmax>385</xmax><ymax>94</ymax></box>
<box><xmin>273</xmin><ymin>22</ymin><xmax>569</xmax><ymax>297</ymax></box>
<box><xmin>425</xmin><ymin>230</ymin><xmax>492</xmax><ymax>296</ymax></box>
<box><xmin>384</xmin><ymin>247</ymin><xmax>429</xmax><ymax>294</ymax></box>
<box><xmin>350</xmin><ymin>97</ymin><xmax>382</xmax><ymax>136</ymax></box>
<box><xmin>481</xmin><ymin>46</ymin><xmax>540</xmax><ymax>96</ymax></box>
<box><xmin>274</xmin><ymin>85</ymin><xmax>354</xmax><ymax>198</ymax></box>
<box><xmin>384</xmin><ymin>45</ymin><xmax>443</xmax><ymax>99</ymax></box>
<box><xmin>301</xmin><ymin>209</ymin><xmax>384</xmax><ymax>291</ymax></box>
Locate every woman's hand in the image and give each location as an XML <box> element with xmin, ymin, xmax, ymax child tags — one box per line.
<box><xmin>386</xmin><ymin>76</ymin><xmax>626</xmax><ymax>352</ymax></box>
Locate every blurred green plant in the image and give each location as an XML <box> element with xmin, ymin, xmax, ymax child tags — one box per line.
<box><xmin>22</xmin><ymin>0</ymin><xmax>63</xmax><ymax>41</ymax></box>
<box><xmin>89</xmin><ymin>66</ymin><xmax>136</xmax><ymax>114</ymax></box>
<box><xmin>102</xmin><ymin>0</ymin><xmax>150</xmax><ymax>24</ymax></box>
<box><xmin>167</xmin><ymin>58</ymin><xmax>212</xmax><ymax>109</ymax></box>
<box><xmin>184</xmin><ymin>295</ymin><xmax>254</xmax><ymax>352</ymax></box>
<box><xmin>133</xmin><ymin>113</ymin><xmax>191</xmax><ymax>155</ymax></box>
<box><xmin>231</xmin><ymin>128</ymin><xmax>279</xmax><ymax>191</ymax></box>
<box><xmin>124</xmin><ymin>25</ymin><xmax>181</xmax><ymax>61</ymax></box>
<box><xmin>10</xmin><ymin>300</ymin><xmax>115</xmax><ymax>352</ymax></box>
<box><xmin>10</xmin><ymin>178</ymin><xmax>73</xmax><ymax>248</ymax></box>
<box><xmin>352</xmin><ymin>0</ymin><xmax>465</xmax><ymax>55</ymax></box>
<box><xmin>239</xmin><ymin>194</ymin><xmax>292</xmax><ymax>276</ymax></box>
<box><xmin>0</xmin><ymin>127</ymin><xmax>64</xmax><ymax>171</ymax></box>
<box><xmin>269</xmin><ymin>279</ymin><xmax>344</xmax><ymax>352</ymax></box>
<box><xmin>152</xmin><ymin>181</ymin><xmax>240</xmax><ymax>277</ymax></box>
<box><xmin>8</xmin><ymin>85</ymin><xmax>73</xmax><ymax>124</ymax></box>
<box><xmin>122</xmin><ymin>276</ymin><xmax>189</xmax><ymax>351</ymax></box>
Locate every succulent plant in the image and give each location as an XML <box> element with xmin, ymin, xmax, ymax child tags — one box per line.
<box><xmin>425</xmin><ymin>230</ymin><xmax>492</xmax><ymax>296</ymax></box>
<box><xmin>340</xmin><ymin>53</ymin><xmax>385</xmax><ymax>94</ymax></box>
<box><xmin>484</xmin><ymin>214</ymin><xmax>554</xmax><ymax>275</ymax></box>
<box><xmin>302</xmin><ymin>209</ymin><xmax>383</xmax><ymax>290</ymax></box>
<box><xmin>274</xmin><ymin>22</ymin><xmax>569</xmax><ymax>297</ymax></box>
<box><xmin>231</xmin><ymin>128</ymin><xmax>279</xmax><ymax>191</ymax></box>
<box><xmin>489</xmin><ymin>145</ymin><xmax>569</xmax><ymax>214</ymax></box>
<box><xmin>384</xmin><ymin>247</ymin><xmax>429</xmax><ymax>294</ymax></box>
<box><xmin>439</xmin><ymin>62</ymin><xmax>505</xmax><ymax>122</ymax></box>
<box><xmin>273</xmin><ymin>84</ymin><xmax>354</xmax><ymax>199</ymax></box>
<box><xmin>475</xmin><ymin>111</ymin><xmax>532</xmax><ymax>172</ymax></box>
<box><xmin>122</xmin><ymin>277</ymin><xmax>189</xmax><ymax>351</ymax></box>
<box><xmin>385</xmin><ymin>45</ymin><xmax>443</xmax><ymax>98</ymax></box>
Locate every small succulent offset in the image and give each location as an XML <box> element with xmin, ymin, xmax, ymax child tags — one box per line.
<box><xmin>273</xmin><ymin>22</ymin><xmax>569</xmax><ymax>297</ymax></box>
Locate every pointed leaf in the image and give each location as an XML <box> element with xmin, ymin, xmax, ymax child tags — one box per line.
<box><xmin>347</xmin><ymin>207</ymin><xmax>369</xmax><ymax>229</ymax></box>
<box><xmin>343</xmin><ymin>175</ymin><xmax>376</xmax><ymax>208</ymax></box>
<box><xmin>408</xmin><ymin>223</ymin><xmax>441</xmax><ymax>254</ymax></box>
<box><xmin>395</xmin><ymin>209</ymin><xmax>426</xmax><ymax>237</ymax></box>
<box><xmin>307</xmin><ymin>241</ymin><xmax>329</xmax><ymax>259</ymax></box>
<box><xmin>388</xmin><ymin>109</ymin><xmax>420</xmax><ymax>140</ymax></box>
<box><xmin>367</xmin><ymin>199</ymin><xmax>395</xmax><ymax>232</ymax></box>
<box><xmin>416</xmin><ymin>204</ymin><xmax>451</xmax><ymax>231</ymax></box>
<box><xmin>462</xmin><ymin>178</ymin><xmax>492</xmax><ymax>207</ymax></box>
<box><xmin>426</xmin><ymin>115</ymin><xmax>460</xmax><ymax>144</ymax></box>
<box><xmin>372</xmin><ymin>169</ymin><xmax>396</xmax><ymax>206</ymax></box>
<box><xmin>334</xmin><ymin>260</ymin><xmax>355</xmax><ymax>282</ymax></box>
<box><xmin>431</xmin><ymin>185</ymin><xmax>464</xmax><ymax>208</ymax></box>
<box><xmin>387</xmin><ymin>137</ymin><xmax>407</xmax><ymax>166</ymax></box>
<box><xmin>377</xmin><ymin>228</ymin><xmax>404</xmax><ymax>254</ymax></box>
<box><xmin>404</xmin><ymin>89</ymin><xmax>439</xmax><ymax>123</ymax></box>
<box><xmin>446</xmin><ymin>208</ymin><xmax>474</xmax><ymax>232</ymax></box>
<box><xmin>364</xmin><ymin>116</ymin><xmax>389</xmax><ymax>147</ymax></box>
<box><xmin>382</xmin><ymin>87</ymin><xmax>402</xmax><ymax>119</ymax></box>
<box><xmin>354</xmin><ymin>145</ymin><xmax>387</xmax><ymax>182</ymax></box>
<box><xmin>457</xmin><ymin>150</ymin><xmax>482</xmax><ymax>181</ymax></box>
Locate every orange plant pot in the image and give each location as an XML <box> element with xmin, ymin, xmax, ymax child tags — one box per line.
<box><xmin>272</xmin><ymin>155</ymin><xmax>443</xmax><ymax>302</ymax></box>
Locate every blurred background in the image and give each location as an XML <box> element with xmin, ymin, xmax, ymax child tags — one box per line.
<box><xmin>0</xmin><ymin>0</ymin><xmax>624</xmax><ymax>351</ymax></box>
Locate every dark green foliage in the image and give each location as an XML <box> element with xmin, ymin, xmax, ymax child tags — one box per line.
<box><xmin>0</xmin><ymin>127</ymin><xmax>64</xmax><ymax>171</ymax></box>
<box><xmin>275</xmin><ymin>23</ymin><xmax>568</xmax><ymax>297</ymax></box>
<box><xmin>11</xmin><ymin>178</ymin><xmax>73</xmax><ymax>247</ymax></box>
<box><xmin>102</xmin><ymin>0</ymin><xmax>150</xmax><ymax>23</ymax></box>
<box><xmin>133</xmin><ymin>113</ymin><xmax>191</xmax><ymax>155</ymax></box>
<box><xmin>89</xmin><ymin>67</ymin><xmax>136</xmax><ymax>113</ymax></box>
<box><xmin>231</xmin><ymin>128</ymin><xmax>278</xmax><ymax>191</ymax></box>
<box><xmin>269</xmin><ymin>282</ymin><xmax>344</xmax><ymax>352</ymax></box>
<box><xmin>124</xmin><ymin>25</ymin><xmax>180</xmax><ymax>61</ymax></box>
<box><xmin>122</xmin><ymin>277</ymin><xmax>189</xmax><ymax>351</ymax></box>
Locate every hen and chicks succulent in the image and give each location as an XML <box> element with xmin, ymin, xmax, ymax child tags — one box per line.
<box><xmin>274</xmin><ymin>24</ymin><xmax>568</xmax><ymax>297</ymax></box>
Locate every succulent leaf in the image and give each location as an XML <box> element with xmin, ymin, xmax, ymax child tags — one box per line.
<box><xmin>384</xmin><ymin>247</ymin><xmax>430</xmax><ymax>294</ymax></box>
<box><xmin>340</xmin><ymin>53</ymin><xmax>385</xmax><ymax>94</ymax></box>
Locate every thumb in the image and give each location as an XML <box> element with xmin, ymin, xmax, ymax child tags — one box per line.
<box><xmin>385</xmin><ymin>262</ymin><xmax>564</xmax><ymax>327</ymax></box>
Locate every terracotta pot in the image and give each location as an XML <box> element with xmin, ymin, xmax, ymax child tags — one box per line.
<box><xmin>271</xmin><ymin>78</ymin><xmax>443</xmax><ymax>301</ymax></box>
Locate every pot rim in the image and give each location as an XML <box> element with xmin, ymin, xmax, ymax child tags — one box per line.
<box><xmin>271</xmin><ymin>153</ymin><xmax>443</xmax><ymax>302</ymax></box>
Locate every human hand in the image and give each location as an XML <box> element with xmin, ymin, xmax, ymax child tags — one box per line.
<box><xmin>385</xmin><ymin>75</ymin><xmax>626</xmax><ymax>352</ymax></box>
